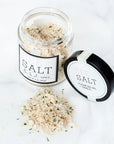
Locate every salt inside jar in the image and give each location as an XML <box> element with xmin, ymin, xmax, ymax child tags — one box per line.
<box><xmin>18</xmin><ymin>7</ymin><xmax>73</xmax><ymax>86</ymax></box>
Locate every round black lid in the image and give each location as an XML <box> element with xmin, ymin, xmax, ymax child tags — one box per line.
<box><xmin>64</xmin><ymin>50</ymin><xmax>114</xmax><ymax>102</ymax></box>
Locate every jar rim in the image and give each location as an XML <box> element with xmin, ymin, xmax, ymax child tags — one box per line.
<box><xmin>18</xmin><ymin>7</ymin><xmax>73</xmax><ymax>46</ymax></box>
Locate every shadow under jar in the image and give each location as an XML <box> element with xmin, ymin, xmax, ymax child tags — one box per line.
<box><xmin>18</xmin><ymin>7</ymin><xmax>73</xmax><ymax>86</ymax></box>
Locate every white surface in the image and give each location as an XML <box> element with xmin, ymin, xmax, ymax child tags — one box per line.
<box><xmin>0</xmin><ymin>0</ymin><xmax>114</xmax><ymax>144</ymax></box>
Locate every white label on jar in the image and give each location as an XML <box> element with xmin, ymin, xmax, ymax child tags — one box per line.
<box><xmin>67</xmin><ymin>61</ymin><xmax>107</xmax><ymax>101</ymax></box>
<box><xmin>19</xmin><ymin>45</ymin><xmax>59</xmax><ymax>84</ymax></box>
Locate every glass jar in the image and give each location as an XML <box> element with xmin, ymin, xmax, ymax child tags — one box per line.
<box><xmin>18</xmin><ymin>7</ymin><xmax>73</xmax><ymax>86</ymax></box>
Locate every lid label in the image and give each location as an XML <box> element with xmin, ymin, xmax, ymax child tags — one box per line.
<box><xmin>19</xmin><ymin>45</ymin><xmax>59</xmax><ymax>84</ymax></box>
<box><xmin>67</xmin><ymin>61</ymin><xmax>107</xmax><ymax>101</ymax></box>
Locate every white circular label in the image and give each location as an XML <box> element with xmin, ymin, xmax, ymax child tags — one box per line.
<box><xmin>67</xmin><ymin>61</ymin><xmax>107</xmax><ymax>101</ymax></box>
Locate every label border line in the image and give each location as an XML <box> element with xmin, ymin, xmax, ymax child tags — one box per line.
<box><xmin>19</xmin><ymin>45</ymin><xmax>59</xmax><ymax>84</ymax></box>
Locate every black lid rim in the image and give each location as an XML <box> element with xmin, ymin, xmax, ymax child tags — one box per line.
<box><xmin>87</xmin><ymin>54</ymin><xmax>113</xmax><ymax>102</ymax></box>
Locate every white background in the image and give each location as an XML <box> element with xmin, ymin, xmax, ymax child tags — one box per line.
<box><xmin>0</xmin><ymin>0</ymin><xmax>114</xmax><ymax>144</ymax></box>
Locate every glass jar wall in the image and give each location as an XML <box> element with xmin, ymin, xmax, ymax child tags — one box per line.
<box><xmin>18</xmin><ymin>7</ymin><xmax>73</xmax><ymax>86</ymax></box>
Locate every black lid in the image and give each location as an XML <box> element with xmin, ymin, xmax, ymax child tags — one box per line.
<box><xmin>64</xmin><ymin>50</ymin><xmax>114</xmax><ymax>102</ymax></box>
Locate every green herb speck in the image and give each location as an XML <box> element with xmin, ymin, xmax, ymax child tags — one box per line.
<box><xmin>69</xmin><ymin>107</ymin><xmax>74</xmax><ymax>111</ymax></box>
<box><xmin>58</xmin><ymin>28</ymin><xmax>61</xmax><ymax>31</ymax></box>
<box><xmin>62</xmin><ymin>89</ymin><xmax>64</xmax><ymax>94</ymax></box>
<box><xmin>58</xmin><ymin>120</ymin><xmax>60</xmax><ymax>123</ymax></box>
<box><xmin>67</xmin><ymin>111</ymin><xmax>69</xmax><ymax>115</ymax></box>
<box><xmin>47</xmin><ymin>103</ymin><xmax>49</xmax><ymax>107</ymax></box>
<box><xmin>50</xmin><ymin>109</ymin><xmax>53</xmax><ymax>112</ymax></box>
<box><xmin>24</xmin><ymin>123</ymin><xmax>27</xmax><ymax>125</ymax></box>
<box><xmin>53</xmin><ymin>119</ymin><xmax>56</xmax><ymax>122</ymax></box>
<box><xmin>48</xmin><ymin>91</ymin><xmax>51</xmax><ymax>94</ymax></box>
<box><xmin>53</xmin><ymin>128</ymin><xmax>56</xmax><ymax>131</ymax></box>
<box><xmin>24</xmin><ymin>105</ymin><xmax>26</xmax><ymax>108</ymax></box>
<box><xmin>21</xmin><ymin>112</ymin><xmax>24</xmax><ymax>115</ymax></box>
<box><xmin>47</xmin><ymin>120</ymin><xmax>49</xmax><ymax>122</ymax></box>
<box><xmin>63</xmin><ymin>56</ymin><xmax>66</xmax><ymax>59</ymax></box>
<box><xmin>49</xmin><ymin>25</ymin><xmax>52</xmax><ymax>28</ymax></box>
<box><xmin>47</xmin><ymin>137</ymin><xmax>49</xmax><ymax>142</ymax></box>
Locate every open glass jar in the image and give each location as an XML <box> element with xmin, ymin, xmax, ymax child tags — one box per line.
<box><xmin>18</xmin><ymin>7</ymin><xmax>73</xmax><ymax>86</ymax></box>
